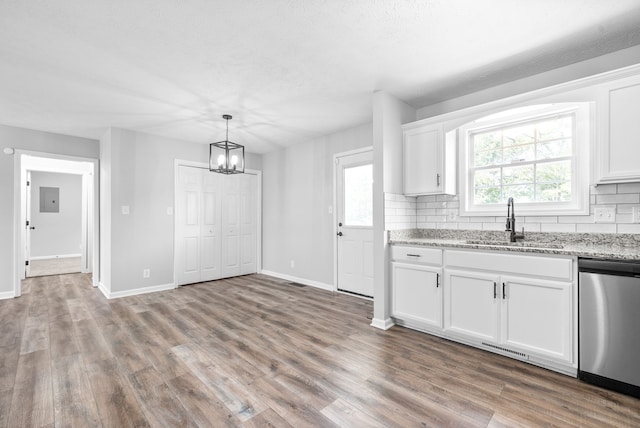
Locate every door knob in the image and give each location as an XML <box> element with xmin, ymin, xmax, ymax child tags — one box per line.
<box><xmin>337</xmin><ymin>232</ymin><xmax>343</xmax><ymax>236</ymax></box>
<box><xmin>29</xmin><ymin>226</ymin><xmax>35</xmax><ymax>230</ymax></box>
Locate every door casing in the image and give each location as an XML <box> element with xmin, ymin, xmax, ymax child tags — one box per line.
<box><xmin>13</xmin><ymin>150</ymin><xmax>98</xmax><ymax>297</ymax></box>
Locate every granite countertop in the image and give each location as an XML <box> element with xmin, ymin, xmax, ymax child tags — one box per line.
<box><xmin>389</xmin><ymin>229</ymin><xmax>640</xmax><ymax>261</ymax></box>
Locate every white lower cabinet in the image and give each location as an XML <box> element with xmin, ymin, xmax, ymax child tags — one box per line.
<box><xmin>444</xmin><ymin>270</ymin><xmax>574</xmax><ymax>366</ymax></box>
<box><xmin>444</xmin><ymin>270</ymin><xmax>499</xmax><ymax>343</ymax></box>
<box><xmin>390</xmin><ymin>246</ymin><xmax>443</xmax><ymax>332</ymax></box>
<box><xmin>391</xmin><ymin>262</ymin><xmax>442</xmax><ymax>329</ymax></box>
<box><xmin>501</xmin><ymin>275</ymin><xmax>573</xmax><ymax>363</ymax></box>
<box><xmin>390</xmin><ymin>245</ymin><xmax>577</xmax><ymax>374</ymax></box>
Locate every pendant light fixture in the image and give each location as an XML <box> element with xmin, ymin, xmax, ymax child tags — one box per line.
<box><xmin>209</xmin><ymin>114</ymin><xmax>245</xmax><ymax>174</ymax></box>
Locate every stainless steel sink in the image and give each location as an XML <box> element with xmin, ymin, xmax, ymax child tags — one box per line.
<box><xmin>465</xmin><ymin>239</ymin><xmax>564</xmax><ymax>249</ymax></box>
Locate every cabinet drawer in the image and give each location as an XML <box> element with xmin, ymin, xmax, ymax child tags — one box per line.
<box><xmin>391</xmin><ymin>246</ymin><xmax>442</xmax><ymax>265</ymax></box>
<box><xmin>445</xmin><ymin>250</ymin><xmax>573</xmax><ymax>281</ymax></box>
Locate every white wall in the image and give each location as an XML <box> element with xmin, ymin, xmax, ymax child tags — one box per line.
<box><xmin>30</xmin><ymin>171</ymin><xmax>82</xmax><ymax>257</ymax></box>
<box><xmin>99</xmin><ymin>127</ymin><xmax>262</xmax><ymax>294</ymax></box>
<box><xmin>261</xmin><ymin>123</ymin><xmax>372</xmax><ymax>286</ymax></box>
<box><xmin>0</xmin><ymin>124</ymin><xmax>98</xmax><ymax>296</ymax></box>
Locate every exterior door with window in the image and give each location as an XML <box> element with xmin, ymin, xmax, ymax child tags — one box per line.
<box><xmin>336</xmin><ymin>150</ymin><xmax>374</xmax><ymax>297</ymax></box>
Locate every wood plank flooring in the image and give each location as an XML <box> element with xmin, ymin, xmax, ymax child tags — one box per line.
<box><xmin>28</xmin><ymin>257</ymin><xmax>82</xmax><ymax>277</ymax></box>
<box><xmin>1</xmin><ymin>272</ymin><xmax>639</xmax><ymax>427</ymax></box>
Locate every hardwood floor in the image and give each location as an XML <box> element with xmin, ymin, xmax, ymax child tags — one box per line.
<box><xmin>1</xmin><ymin>273</ymin><xmax>639</xmax><ymax>427</ymax></box>
<box><xmin>27</xmin><ymin>257</ymin><xmax>82</xmax><ymax>277</ymax></box>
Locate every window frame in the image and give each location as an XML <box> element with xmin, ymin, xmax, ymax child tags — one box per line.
<box><xmin>458</xmin><ymin>103</ymin><xmax>592</xmax><ymax>216</ymax></box>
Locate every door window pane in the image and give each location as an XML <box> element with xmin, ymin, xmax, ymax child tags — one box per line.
<box><xmin>344</xmin><ymin>164</ymin><xmax>373</xmax><ymax>226</ymax></box>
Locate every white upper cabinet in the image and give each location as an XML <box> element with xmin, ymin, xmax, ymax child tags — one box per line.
<box><xmin>402</xmin><ymin>123</ymin><xmax>456</xmax><ymax>196</ymax></box>
<box><xmin>596</xmin><ymin>74</ymin><xmax>640</xmax><ymax>184</ymax></box>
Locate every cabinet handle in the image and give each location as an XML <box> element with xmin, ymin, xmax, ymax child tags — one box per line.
<box><xmin>436</xmin><ymin>173</ymin><xmax>441</xmax><ymax>186</ymax></box>
<box><xmin>502</xmin><ymin>282</ymin><xmax>506</xmax><ymax>299</ymax></box>
<box><xmin>493</xmin><ymin>282</ymin><xmax>497</xmax><ymax>299</ymax></box>
<box><xmin>406</xmin><ymin>254</ymin><xmax>421</xmax><ymax>257</ymax></box>
<box><xmin>436</xmin><ymin>273</ymin><xmax>440</xmax><ymax>288</ymax></box>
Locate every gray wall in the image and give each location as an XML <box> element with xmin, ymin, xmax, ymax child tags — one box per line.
<box><xmin>417</xmin><ymin>44</ymin><xmax>640</xmax><ymax>120</ymax></box>
<box><xmin>100</xmin><ymin>127</ymin><xmax>262</xmax><ymax>293</ymax></box>
<box><xmin>0</xmin><ymin>124</ymin><xmax>98</xmax><ymax>295</ymax></box>
<box><xmin>30</xmin><ymin>171</ymin><xmax>82</xmax><ymax>257</ymax></box>
<box><xmin>261</xmin><ymin>122</ymin><xmax>372</xmax><ymax>286</ymax></box>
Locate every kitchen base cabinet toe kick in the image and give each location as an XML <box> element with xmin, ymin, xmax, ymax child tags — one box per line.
<box><xmin>390</xmin><ymin>245</ymin><xmax>577</xmax><ymax>376</ymax></box>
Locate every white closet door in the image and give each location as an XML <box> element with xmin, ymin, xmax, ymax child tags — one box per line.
<box><xmin>200</xmin><ymin>171</ymin><xmax>222</xmax><ymax>281</ymax></box>
<box><xmin>176</xmin><ymin>167</ymin><xmax>257</xmax><ymax>285</ymax></box>
<box><xmin>221</xmin><ymin>174</ymin><xmax>241</xmax><ymax>278</ymax></box>
<box><xmin>176</xmin><ymin>166</ymin><xmax>203</xmax><ymax>285</ymax></box>
<box><xmin>239</xmin><ymin>173</ymin><xmax>257</xmax><ymax>275</ymax></box>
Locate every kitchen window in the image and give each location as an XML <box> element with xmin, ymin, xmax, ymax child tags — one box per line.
<box><xmin>459</xmin><ymin>103</ymin><xmax>591</xmax><ymax>216</ymax></box>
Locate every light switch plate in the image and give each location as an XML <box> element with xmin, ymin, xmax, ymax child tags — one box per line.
<box><xmin>594</xmin><ymin>206</ymin><xmax>615</xmax><ymax>223</ymax></box>
<box><xmin>121</xmin><ymin>205</ymin><xmax>130</xmax><ymax>215</ymax></box>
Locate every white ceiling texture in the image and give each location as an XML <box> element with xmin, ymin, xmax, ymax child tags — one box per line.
<box><xmin>2</xmin><ymin>1</ymin><xmax>640</xmax><ymax>154</ymax></box>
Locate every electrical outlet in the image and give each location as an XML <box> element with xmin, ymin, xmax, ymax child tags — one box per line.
<box><xmin>594</xmin><ymin>206</ymin><xmax>616</xmax><ymax>223</ymax></box>
<box><xmin>633</xmin><ymin>207</ymin><xmax>640</xmax><ymax>223</ymax></box>
<box><xmin>290</xmin><ymin>260</ymin><xmax>295</xmax><ymax>269</ymax></box>
<box><xmin>143</xmin><ymin>269</ymin><xmax>150</xmax><ymax>278</ymax></box>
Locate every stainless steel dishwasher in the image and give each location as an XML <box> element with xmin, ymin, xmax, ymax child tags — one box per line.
<box><xmin>579</xmin><ymin>258</ymin><xmax>640</xmax><ymax>398</ymax></box>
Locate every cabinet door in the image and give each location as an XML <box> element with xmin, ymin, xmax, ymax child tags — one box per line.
<box><xmin>597</xmin><ymin>74</ymin><xmax>640</xmax><ymax>183</ymax></box>
<box><xmin>391</xmin><ymin>263</ymin><xmax>442</xmax><ymax>329</ymax></box>
<box><xmin>501</xmin><ymin>276</ymin><xmax>573</xmax><ymax>364</ymax></box>
<box><xmin>444</xmin><ymin>269</ymin><xmax>500</xmax><ymax>343</ymax></box>
<box><xmin>403</xmin><ymin>125</ymin><xmax>442</xmax><ymax>195</ymax></box>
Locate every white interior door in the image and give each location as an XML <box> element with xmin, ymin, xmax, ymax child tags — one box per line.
<box><xmin>176</xmin><ymin>165</ymin><xmax>258</xmax><ymax>285</ymax></box>
<box><xmin>24</xmin><ymin>171</ymin><xmax>32</xmax><ymax>277</ymax></box>
<box><xmin>336</xmin><ymin>150</ymin><xmax>374</xmax><ymax>297</ymax></box>
<box><xmin>221</xmin><ymin>174</ymin><xmax>241</xmax><ymax>278</ymax></box>
<box><xmin>176</xmin><ymin>166</ymin><xmax>204</xmax><ymax>285</ymax></box>
<box><xmin>200</xmin><ymin>171</ymin><xmax>222</xmax><ymax>281</ymax></box>
<box><xmin>175</xmin><ymin>165</ymin><xmax>223</xmax><ymax>285</ymax></box>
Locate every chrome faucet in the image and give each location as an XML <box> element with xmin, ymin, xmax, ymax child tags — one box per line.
<box><xmin>506</xmin><ymin>197</ymin><xmax>525</xmax><ymax>243</ymax></box>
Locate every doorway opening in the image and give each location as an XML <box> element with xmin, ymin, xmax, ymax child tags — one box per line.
<box><xmin>26</xmin><ymin>171</ymin><xmax>84</xmax><ymax>277</ymax></box>
<box><xmin>13</xmin><ymin>151</ymin><xmax>98</xmax><ymax>296</ymax></box>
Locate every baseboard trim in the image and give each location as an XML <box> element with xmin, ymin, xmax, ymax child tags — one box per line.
<box><xmin>370</xmin><ymin>317</ymin><xmax>395</xmax><ymax>330</ymax></box>
<box><xmin>98</xmin><ymin>281</ymin><xmax>176</xmax><ymax>299</ymax></box>
<box><xmin>260</xmin><ymin>270</ymin><xmax>334</xmax><ymax>292</ymax></box>
<box><xmin>0</xmin><ymin>291</ymin><xmax>15</xmax><ymax>300</ymax></box>
<box><xmin>30</xmin><ymin>254</ymin><xmax>82</xmax><ymax>260</ymax></box>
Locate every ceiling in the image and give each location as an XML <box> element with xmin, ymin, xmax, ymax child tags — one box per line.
<box><xmin>2</xmin><ymin>1</ymin><xmax>640</xmax><ymax>154</ymax></box>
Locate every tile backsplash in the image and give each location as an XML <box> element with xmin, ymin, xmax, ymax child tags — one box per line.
<box><xmin>384</xmin><ymin>193</ymin><xmax>417</xmax><ymax>230</ymax></box>
<box><xmin>385</xmin><ymin>183</ymin><xmax>640</xmax><ymax>234</ymax></box>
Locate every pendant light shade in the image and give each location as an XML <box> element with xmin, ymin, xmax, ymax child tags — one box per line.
<box><xmin>210</xmin><ymin>114</ymin><xmax>245</xmax><ymax>174</ymax></box>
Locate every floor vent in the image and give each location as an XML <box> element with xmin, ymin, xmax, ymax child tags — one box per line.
<box><xmin>287</xmin><ymin>282</ymin><xmax>306</xmax><ymax>288</ymax></box>
<box><xmin>482</xmin><ymin>342</ymin><xmax>527</xmax><ymax>358</ymax></box>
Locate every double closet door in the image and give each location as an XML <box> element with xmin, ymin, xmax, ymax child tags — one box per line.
<box><xmin>175</xmin><ymin>165</ymin><xmax>257</xmax><ymax>286</ymax></box>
